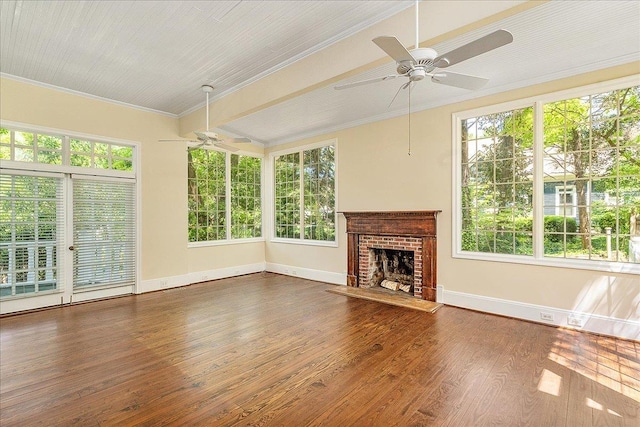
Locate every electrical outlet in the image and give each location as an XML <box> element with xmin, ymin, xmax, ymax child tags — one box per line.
<box><xmin>292</xmin><ymin>270</ymin><xmax>297</xmax><ymax>275</ymax></box>
<box><xmin>202</xmin><ymin>275</ymin><xmax>209</xmax><ymax>281</ymax></box>
<box><xmin>540</xmin><ymin>312</ymin><xmax>554</xmax><ymax>322</ymax></box>
<box><xmin>567</xmin><ymin>314</ymin><xmax>584</xmax><ymax>328</ymax></box>
<box><xmin>160</xmin><ymin>279</ymin><xmax>168</xmax><ymax>287</ymax></box>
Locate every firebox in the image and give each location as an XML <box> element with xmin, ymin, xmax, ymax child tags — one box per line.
<box><xmin>366</xmin><ymin>248</ymin><xmax>414</xmax><ymax>294</ymax></box>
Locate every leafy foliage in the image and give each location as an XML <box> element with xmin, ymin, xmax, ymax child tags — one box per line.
<box><xmin>274</xmin><ymin>145</ymin><xmax>335</xmax><ymax>242</ymax></box>
<box><xmin>187</xmin><ymin>149</ymin><xmax>262</xmax><ymax>242</ymax></box>
<box><xmin>461</xmin><ymin>84</ymin><xmax>640</xmax><ymax>263</ymax></box>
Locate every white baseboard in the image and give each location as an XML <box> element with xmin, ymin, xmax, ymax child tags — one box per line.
<box><xmin>440</xmin><ymin>287</ymin><xmax>639</xmax><ymax>341</ymax></box>
<box><xmin>265</xmin><ymin>262</ymin><xmax>347</xmax><ymax>285</ymax></box>
<box><xmin>138</xmin><ymin>262</ymin><xmax>266</xmax><ymax>294</ymax></box>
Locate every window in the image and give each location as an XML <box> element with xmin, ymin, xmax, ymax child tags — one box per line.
<box><xmin>555</xmin><ymin>185</ymin><xmax>576</xmax><ymax>218</ymax></box>
<box><xmin>187</xmin><ymin>149</ymin><xmax>262</xmax><ymax>243</ymax></box>
<box><xmin>273</xmin><ymin>143</ymin><xmax>336</xmax><ymax>243</ymax></box>
<box><xmin>0</xmin><ymin>127</ymin><xmax>133</xmax><ymax>171</ymax></box>
<box><xmin>231</xmin><ymin>154</ymin><xmax>262</xmax><ymax>239</ymax></box>
<box><xmin>460</xmin><ymin>107</ymin><xmax>534</xmax><ymax>255</ymax></box>
<box><xmin>455</xmin><ymin>78</ymin><xmax>640</xmax><ymax>271</ymax></box>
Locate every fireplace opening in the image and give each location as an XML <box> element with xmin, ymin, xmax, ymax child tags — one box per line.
<box><xmin>366</xmin><ymin>248</ymin><xmax>414</xmax><ymax>294</ymax></box>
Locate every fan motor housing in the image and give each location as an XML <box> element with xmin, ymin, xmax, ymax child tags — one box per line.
<box><xmin>396</xmin><ymin>47</ymin><xmax>437</xmax><ymax>75</ymax></box>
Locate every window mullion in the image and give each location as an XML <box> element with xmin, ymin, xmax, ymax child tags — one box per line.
<box><xmin>533</xmin><ymin>100</ymin><xmax>545</xmax><ymax>259</ymax></box>
<box><xmin>299</xmin><ymin>151</ymin><xmax>304</xmax><ymax>241</ymax></box>
<box><xmin>225</xmin><ymin>152</ymin><xmax>231</xmax><ymax>240</ymax></box>
<box><xmin>62</xmin><ymin>136</ymin><xmax>70</xmax><ymax>166</ymax></box>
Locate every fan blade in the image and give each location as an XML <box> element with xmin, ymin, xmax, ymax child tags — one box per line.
<box><xmin>431</xmin><ymin>71</ymin><xmax>488</xmax><ymax>90</ymax></box>
<box><xmin>158</xmin><ymin>139</ymin><xmax>197</xmax><ymax>143</ymax></box>
<box><xmin>433</xmin><ymin>29</ymin><xmax>513</xmax><ymax>68</ymax></box>
<box><xmin>335</xmin><ymin>75</ymin><xmax>401</xmax><ymax>90</ymax></box>
<box><xmin>214</xmin><ymin>142</ymin><xmax>240</xmax><ymax>152</ymax></box>
<box><xmin>373</xmin><ymin>36</ymin><xmax>416</xmax><ymax>63</ymax></box>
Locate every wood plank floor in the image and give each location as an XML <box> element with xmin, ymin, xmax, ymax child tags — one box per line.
<box><xmin>1</xmin><ymin>272</ymin><xmax>638</xmax><ymax>426</ymax></box>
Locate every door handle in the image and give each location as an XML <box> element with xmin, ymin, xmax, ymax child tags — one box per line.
<box><xmin>68</xmin><ymin>245</ymin><xmax>75</xmax><ymax>251</ymax></box>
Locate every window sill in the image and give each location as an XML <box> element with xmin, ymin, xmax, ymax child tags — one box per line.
<box><xmin>270</xmin><ymin>237</ymin><xmax>338</xmax><ymax>248</ymax></box>
<box><xmin>188</xmin><ymin>237</ymin><xmax>265</xmax><ymax>248</ymax></box>
<box><xmin>453</xmin><ymin>251</ymin><xmax>640</xmax><ymax>275</ymax></box>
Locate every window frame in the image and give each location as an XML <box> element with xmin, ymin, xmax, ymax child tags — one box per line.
<box><xmin>268</xmin><ymin>139</ymin><xmax>338</xmax><ymax>247</ymax></box>
<box><xmin>0</xmin><ymin>121</ymin><xmax>137</xmax><ymax>178</ymax></box>
<box><xmin>452</xmin><ymin>75</ymin><xmax>640</xmax><ymax>274</ymax></box>
<box><xmin>186</xmin><ymin>147</ymin><xmax>264</xmax><ymax>248</ymax></box>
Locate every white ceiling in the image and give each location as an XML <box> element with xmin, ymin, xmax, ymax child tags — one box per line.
<box><xmin>0</xmin><ymin>0</ymin><xmax>414</xmax><ymax>115</ymax></box>
<box><xmin>1</xmin><ymin>1</ymin><xmax>639</xmax><ymax>147</ymax></box>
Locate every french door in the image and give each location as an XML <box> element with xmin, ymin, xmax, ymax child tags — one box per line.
<box><xmin>0</xmin><ymin>171</ymin><xmax>137</xmax><ymax>314</ymax></box>
<box><xmin>69</xmin><ymin>175</ymin><xmax>136</xmax><ymax>303</ymax></box>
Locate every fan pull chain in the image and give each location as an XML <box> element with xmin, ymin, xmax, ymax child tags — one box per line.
<box><xmin>408</xmin><ymin>82</ymin><xmax>412</xmax><ymax>156</ymax></box>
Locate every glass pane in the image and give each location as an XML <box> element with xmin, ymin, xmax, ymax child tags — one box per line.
<box><xmin>1</xmin><ymin>174</ymin><xmax>61</xmax><ymax>298</ymax></box>
<box><xmin>187</xmin><ymin>149</ymin><xmax>226</xmax><ymax>242</ymax></box>
<box><xmin>71</xmin><ymin>139</ymin><xmax>91</xmax><ymax>153</ymax></box>
<box><xmin>73</xmin><ymin>179</ymin><xmax>135</xmax><ymax>289</ymax></box>
<box><xmin>37</xmin><ymin>134</ymin><xmax>62</xmax><ymax>150</ymax></box>
<box><xmin>37</xmin><ymin>150</ymin><xmax>62</xmax><ymax>165</ymax></box>
<box><xmin>71</xmin><ymin>154</ymin><xmax>91</xmax><ymax>167</ymax></box>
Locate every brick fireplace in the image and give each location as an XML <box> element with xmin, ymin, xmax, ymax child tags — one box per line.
<box><xmin>342</xmin><ymin>211</ymin><xmax>440</xmax><ymax>301</ymax></box>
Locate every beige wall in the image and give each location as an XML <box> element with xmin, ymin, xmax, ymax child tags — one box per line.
<box><xmin>265</xmin><ymin>63</ymin><xmax>640</xmax><ymax>322</ymax></box>
<box><xmin>0</xmin><ymin>77</ymin><xmax>265</xmax><ymax>283</ymax></box>
<box><xmin>1</xmin><ymin>63</ymin><xmax>637</xmax><ymax>324</ymax></box>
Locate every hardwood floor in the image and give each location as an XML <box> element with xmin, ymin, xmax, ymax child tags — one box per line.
<box><xmin>1</xmin><ymin>272</ymin><xmax>638</xmax><ymax>426</ymax></box>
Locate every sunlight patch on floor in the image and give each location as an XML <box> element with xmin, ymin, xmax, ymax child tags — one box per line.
<box><xmin>537</xmin><ymin>368</ymin><xmax>562</xmax><ymax>397</ymax></box>
<box><xmin>547</xmin><ymin>330</ymin><xmax>640</xmax><ymax>403</ymax></box>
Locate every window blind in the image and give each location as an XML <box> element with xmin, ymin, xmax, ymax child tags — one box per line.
<box><xmin>72</xmin><ymin>177</ymin><xmax>136</xmax><ymax>289</ymax></box>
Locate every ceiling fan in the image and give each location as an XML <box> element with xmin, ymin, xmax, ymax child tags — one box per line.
<box><xmin>335</xmin><ymin>0</ymin><xmax>513</xmax><ymax>100</ymax></box>
<box><xmin>159</xmin><ymin>85</ymin><xmax>251</xmax><ymax>152</ymax></box>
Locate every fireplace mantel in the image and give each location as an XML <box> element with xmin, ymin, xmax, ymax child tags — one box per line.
<box><xmin>341</xmin><ymin>211</ymin><xmax>441</xmax><ymax>301</ymax></box>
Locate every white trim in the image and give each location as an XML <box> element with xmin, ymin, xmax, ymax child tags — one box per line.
<box><xmin>453</xmin><ymin>251</ymin><xmax>640</xmax><ymax>275</ymax></box>
<box><xmin>265</xmin><ymin>262</ymin><xmax>346</xmax><ymax>285</ymax></box>
<box><xmin>533</xmin><ymin>101</ymin><xmax>545</xmax><ymax>259</ymax></box>
<box><xmin>0</xmin><ymin>293</ymin><xmax>64</xmax><ymax>315</ymax></box>
<box><xmin>270</xmin><ymin>237</ymin><xmax>339</xmax><ymax>248</ymax></box>
<box><xmin>187</xmin><ymin>237</ymin><xmax>265</xmax><ymax>248</ymax></box>
<box><xmin>138</xmin><ymin>262</ymin><xmax>266</xmax><ymax>294</ymax></box>
<box><xmin>440</xmin><ymin>287</ymin><xmax>640</xmax><ymax>342</ymax></box>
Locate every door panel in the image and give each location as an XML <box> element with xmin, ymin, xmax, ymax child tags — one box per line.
<box><xmin>71</xmin><ymin>176</ymin><xmax>136</xmax><ymax>294</ymax></box>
